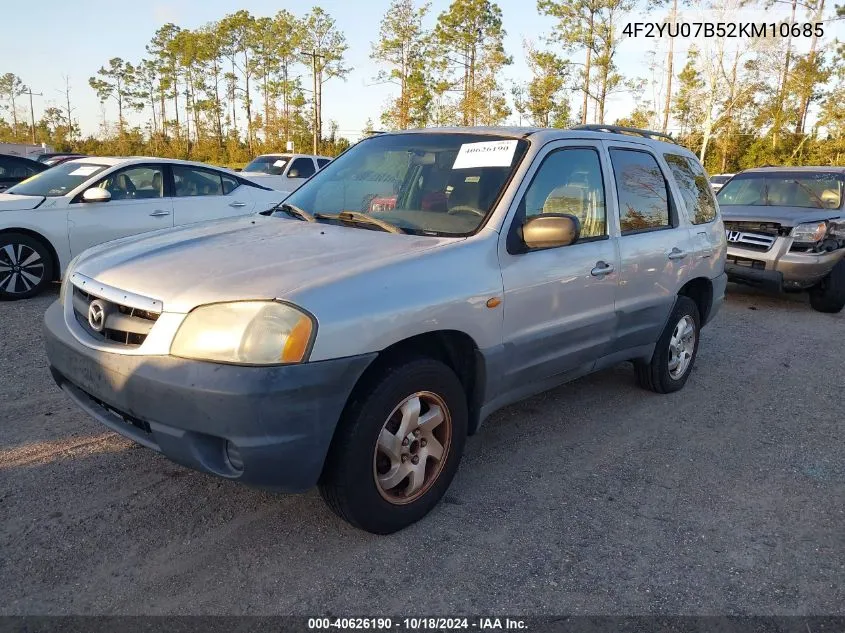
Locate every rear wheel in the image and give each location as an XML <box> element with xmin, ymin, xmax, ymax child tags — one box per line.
<box><xmin>0</xmin><ymin>233</ymin><xmax>53</xmax><ymax>300</ymax></box>
<box><xmin>809</xmin><ymin>259</ymin><xmax>845</xmax><ymax>314</ymax></box>
<box><xmin>319</xmin><ymin>358</ymin><xmax>468</xmax><ymax>534</ymax></box>
<box><xmin>636</xmin><ymin>296</ymin><xmax>700</xmax><ymax>394</ymax></box>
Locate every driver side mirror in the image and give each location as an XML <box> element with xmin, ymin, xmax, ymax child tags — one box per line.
<box><xmin>521</xmin><ymin>214</ymin><xmax>580</xmax><ymax>250</ymax></box>
<box><xmin>82</xmin><ymin>187</ymin><xmax>111</xmax><ymax>203</ymax></box>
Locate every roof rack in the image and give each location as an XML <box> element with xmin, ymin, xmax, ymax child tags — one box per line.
<box><xmin>569</xmin><ymin>124</ymin><xmax>679</xmax><ymax>145</ymax></box>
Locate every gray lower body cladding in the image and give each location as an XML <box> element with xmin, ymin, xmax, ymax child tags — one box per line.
<box><xmin>43</xmin><ymin>300</ymin><xmax>376</xmax><ymax>492</ymax></box>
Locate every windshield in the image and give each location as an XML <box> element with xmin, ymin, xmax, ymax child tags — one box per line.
<box><xmin>6</xmin><ymin>161</ymin><xmax>110</xmax><ymax>197</ymax></box>
<box><xmin>243</xmin><ymin>155</ymin><xmax>291</xmax><ymax>175</ymax></box>
<box><xmin>717</xmin><ymin>173</ymin><xmax>843</xmax><ymax>209</ymax></box>
<box><xmin>282</xmin><ymin>133</ymin><xmax>528</xmax><ymax>236</ymax></box>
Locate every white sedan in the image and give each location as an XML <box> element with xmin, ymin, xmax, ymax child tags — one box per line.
<box><xmin>0</xmin><ymin>157</ymin><xmax>288</xmax><ymax>299</ymax></box>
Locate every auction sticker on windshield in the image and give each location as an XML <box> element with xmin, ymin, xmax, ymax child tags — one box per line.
<box><xmin>69</xmin><ymin>166</ymin><xmax>102</xmax><ymax>176</ymax></box>
<box><xmin>452</xmin><ymin>140</ymin><xmax>518</xmax><ymax>169</ymax></box>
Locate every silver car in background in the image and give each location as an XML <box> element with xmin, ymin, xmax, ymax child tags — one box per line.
<box><xmin>44</xmin><ymin>125</ymin><xmax>727</xmax><ymax>533</ymax></box>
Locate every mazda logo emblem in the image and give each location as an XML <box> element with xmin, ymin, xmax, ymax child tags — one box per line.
<box><xmin>88</xmin><ymin>299</ymin><xmax>107</xmax><ymax>332</ymax></box>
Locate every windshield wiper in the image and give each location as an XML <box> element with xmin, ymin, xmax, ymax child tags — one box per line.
<box><xmin>273</xmin><ymin>202</ymin><xmax>316</xmax><ymax>222</ymax></box>
<box><xmin>792</xmin><ymin>180</ymin><xmax>826</xmax><ymax>208</ymax></box>
<box><xmin>314</xmin><ymin>211</ymin><xmax>404</xmax><ymax>234</ymax></box>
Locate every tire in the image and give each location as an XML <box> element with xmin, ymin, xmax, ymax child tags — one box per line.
<box><xmin>809</xmin><ymin>258</ymin><xmax>845</xmax><ymax>314</ymax></box>
<box><xmin>635</xmin><ymin>296</ymin><xmax>701</xmax><ymax>394</ymax></box>
<box><xmin>0</xmin><ymin>232</ymin><xmax>53</xmax><ymax>300</ymax></box>
<box><xmin>319</xmin><ymin>358</ymin><xmax>468</xmax><ymax>534</ymax></box>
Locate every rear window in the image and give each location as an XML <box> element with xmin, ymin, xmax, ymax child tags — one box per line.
<box><xmin>717</xmin><ymin>173</ymin><xmax>843</xmax><ymax>209</ymax></box>
<box><xmin>664</xmin><ymin>153</ymin><xmax>718</xmax><ymax>224</ymax></box>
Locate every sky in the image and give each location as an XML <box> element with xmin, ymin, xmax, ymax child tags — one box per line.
<box><xmin>3</xmin><ymin>0</ymin><xmax>842</xmax><ymax>144</ymax></box>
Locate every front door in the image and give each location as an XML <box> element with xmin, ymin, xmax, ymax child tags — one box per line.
<box><xmin>604</xmin><ymin>142</ymin><xmax>695</xmax><ymax>351</ymax></box>
<box><xmin>498</xmin><ymin>142</ymin><xmax>619</xmax><ymax>392</ymax></box>
<box><xmin>68</xmin><ymin>164</ymin><xmax>173</xmax><ymax>256</ymax></box>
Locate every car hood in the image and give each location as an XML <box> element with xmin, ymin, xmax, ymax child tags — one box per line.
<box><xmin>239</xmin><ymin>172</ymin><xmax>292</xmax><ymax>192</ymax></box>
<box><xmin>0</xmin><ymin>194</ymin><xmax>45</xmax><ymax>211</ymax></box>
<box><xmin>720</xmin><ymin>204</ymin><xmax>842</xmax><ymax>226</ymax></box>
<box><xmin>75</xmin><ymin>215</ymin><xmax>456</xmax><ymax>313</ymax></box>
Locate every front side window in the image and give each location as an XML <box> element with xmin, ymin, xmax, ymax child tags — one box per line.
<box><xmin>288</xmin><ymin>157</ymin><xmax>316</xmax><ymax>179</ymax></box>
<box><xmin>283</xmin><ymin>133</ymin><xmax>529</xmax><ymax>236</ymax></box>
<box><xmin>519</xmin><ymin>148</ymin><xmax>607</xmax><ymax>239</ymax></box>
<box><xmin>173</xmin><ymin>166</ymin><xmax>224</xmax><ymax>197</ymax></box>
<box><xmin>717</xmin><ymin>173</ymin><xmax>843</xmax><ymax>209</ymax></box>
<box><xmin>610</xmin><ymin>149</ymin><xmax>671</xmax><ymax>234</ymax></box>
<box><xmin>95</xmin><ymin>166</ymin><xmax>164</xmax><ymax>200</ymax></box>
<box><xmin>664</xmin><ymin>153</ymin><xmax>717</xmax><ymax>224</ymax></box>
<box><xmin>6</xmin><ymin>161</ymin><xmax>110</xmax><ymax>197</ymax></box>
<box><xmin>244</xmin><ymin>155</ymin><xmax>291</xmax><ymax>175</ymax></box>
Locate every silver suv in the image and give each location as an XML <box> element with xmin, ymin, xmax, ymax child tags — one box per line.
<box><xmin>44</xmin><ymin>125</ymin><xmax>727</xmax><ymax>533</ymax></box>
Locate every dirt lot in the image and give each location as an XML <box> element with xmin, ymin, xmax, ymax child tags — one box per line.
<box><xmin>0</xmin><ymin>284</ymin><xmax>843</xmax><ymax>615</ymax></box>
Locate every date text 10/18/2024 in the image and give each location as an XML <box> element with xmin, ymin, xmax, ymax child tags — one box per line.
<box><xmin>307</xmin><ymin>618</ymin><xmax>528</xmax><ymax>630</ymax></box>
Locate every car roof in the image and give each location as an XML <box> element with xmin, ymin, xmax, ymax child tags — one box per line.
<box><xmin>378</xmin><ymin>126</ymin><xmax>697</xmax><ymax>158</ymax></box>
<box><xmin>0</xmin><ymin>153</ymin><xmax>43</xmax><ymax>164</ymax></box>
<box><xmin>66</xmin><ymin>156</ymin><xmax>240</xmax><ymax>172</ymax></box>
<box><xmin>254</xmin><ymin>153</ymin><xmax>331</xmax><ymax>160</ymax></box>
<box><xmin>738</xmin><ymin>166</ymin><xmax>845</xmax><ymax>175</ymax></box>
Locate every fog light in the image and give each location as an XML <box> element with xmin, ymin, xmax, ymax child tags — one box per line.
<box><xmin>225</xmin><ymin>441</ymin><xmax>243</xmax><ymax>472</ymax></box>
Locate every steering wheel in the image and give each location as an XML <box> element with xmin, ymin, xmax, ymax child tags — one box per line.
<box><xmin>448</xmin><ymin>205</ymin><xmax>485</xmax><ymax>217</ymax></box>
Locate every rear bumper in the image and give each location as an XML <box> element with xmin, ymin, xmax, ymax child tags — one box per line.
<box><xmin>726</xmin><ymin>239</ymin><xmax>845</xmax><ymax>290</ymax></box>
<box><xmin>44</xmin><ymin>300</ymin><xmax>375</xmax><ymax>492</ymax></box>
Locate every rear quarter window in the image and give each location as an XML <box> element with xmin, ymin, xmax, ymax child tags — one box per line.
<box><xmin>664</xmin><ymin>153</ymin><xmax>718</xmax><ymax>224</ymax></box>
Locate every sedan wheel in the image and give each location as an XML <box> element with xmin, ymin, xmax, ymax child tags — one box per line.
<box><xmin>0</xmin><ymin>235</ymin><xmax>52</xmax><ymax>300</ymax></box>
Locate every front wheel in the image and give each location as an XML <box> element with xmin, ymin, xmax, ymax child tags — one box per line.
<box><xmin>0</xmin><ymin>233</ymin><xmax>53</xmax><ymax>300</ymax></box>
<box><xmin>636</xmin><ymin>295</ymin><xmax>701</xmax><ymax>394</ymax></box>
<box><xmin>319</xmin><ymin>358</ymin><xmax>468</xmax><ymax>534</ymax></box>
<box><xmin>809</xmin><ymin>258</ymin><xmax>845</xmax><ymax>314</ymax></box>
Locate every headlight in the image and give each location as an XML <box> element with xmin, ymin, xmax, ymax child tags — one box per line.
<box><xmin>791</xmin><ymin>221</ymin><xmax>828</xmax><ymax>243</ymax></box>
<box><xmin>171</xmin><ymin>301</ymin><xmax>316</xmax><ymax>365</ymax></box>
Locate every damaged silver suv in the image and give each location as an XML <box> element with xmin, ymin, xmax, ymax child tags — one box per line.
<box><xmin>45</xmin><ymin>125</ymin><xmax>727</xmax><ymax>533</ymax></box>
<box><xmin>718</xmin><ymin>167</ymin><xmax>845</xmax><ymax>312</ymax></box>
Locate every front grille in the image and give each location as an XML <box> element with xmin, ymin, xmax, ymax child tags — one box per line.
<box><xmin>72</xmin><ymin>286</ymin><xmax>160</xmax><ymax>347</ymax></box>
<box><xmin>80</xmin><ymin>386</ymin><xmax>152</xmax><ymax>435</ymax></box>
<box><xmin>724</xmin><ymin>221</ymin><xmax>788</xmax><ymax>252</ymax></box>
<box><xmin>723</xmin><ymin>221</ymin><xmax>788</xmax><ymax>236</ymax></box>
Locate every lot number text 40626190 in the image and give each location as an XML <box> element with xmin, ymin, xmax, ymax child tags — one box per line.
<box><xmin>623</xmin><ymin>22</ymin><xmax>823</xmax><ymax>38</ymax></box>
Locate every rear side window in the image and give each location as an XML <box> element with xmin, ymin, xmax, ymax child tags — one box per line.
<box><xmin>317</xmin><ymin>158</ymin><xmax>331</xmax><ymax>169</ymax></box>
<box><xmin>222</xmin><ymin>175</ymin><xmax>240</xmax><ymax>194</ymax></box>
<box><xmin>173</xmin><ymin>166</ymin><xmax>224</xmax><ymax>197</ymax></box>
<box><xmin>288</xmin><ymin>157</ymin><xmax>316</xmax><ymax>179</ymax></box>
<box><xmin>609</xmin><ymin>149</ymin><xmax>670</xmax><ymax>234</ymax></box>
<box><xmin>664</xmin><ymin>153</ymin><xmax>717</xmax><ymax>224</ymax></box>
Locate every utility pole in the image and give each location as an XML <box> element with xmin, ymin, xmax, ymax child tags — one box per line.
<box><xmin>23</xmin><ymin>87</ymin><xmax>42</xmax><ymax>144</ymax></box>
<box><xmin>301</xmin><ymin>49</ymin><xmax>326</xmax><ymax>155</ymax></box>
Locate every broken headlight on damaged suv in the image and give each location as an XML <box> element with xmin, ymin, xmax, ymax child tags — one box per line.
<box><xmin>791</xmin><ymin>221</ymin><xmax>845</xmax><ymax>253</ymax></box>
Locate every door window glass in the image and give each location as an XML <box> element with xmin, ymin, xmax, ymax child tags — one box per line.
<box><xmin>664</xmin><ymin>153</ymin><xmax>717</xmax><ymax>224</ymax></box>
<box><xmin>520</xmin><ymin>148</ymin><xmax>607</xmax><ymax>239</ymax></box>
<box><xmin>96</xmin><ymin>166</ymin><xmax>164</xmax><ymax>200</ymax></box>
<box><xmin>610</xmin><ymin>149</ymin><xmax>671</xmax><ymax>233</ymax></box>
<box><xmin>288</xmin><ymin>157</ymin><xmax>316</xmax><ymax>179</ymax></box>
<box><xmin>173</xmin><ymin>166</ymin><xmax>224</xmax><ymax>197</ymax></box>
<box><xmin>222</xmin><ymin>175</ymin><xmax>241</xmax><ymax>194</ymax></box>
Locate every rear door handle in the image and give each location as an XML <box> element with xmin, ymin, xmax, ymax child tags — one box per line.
<box><xmin>668</xmin><ymin>247</ymin><xmax>688</xmax><ymax>260</ymax></box>
<box><xmin>591</xmin><ymin>261</ymin><xmax>615</xmax><ymax>277</ymax></box>
<box><xmin>229</xmin><ymin>201</ymin><xmax>247</xmax><ymax>208</ymax></box>
<box><xmin>149</xmin><ymin>210</ymin><xmax>170</xmax><ymax>217</ymax></box>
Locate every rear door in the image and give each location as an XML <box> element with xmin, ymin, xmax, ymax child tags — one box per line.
<box><xmin>67</xmin><ymin>163</ymin><xmax>174</xmax><ymax>256</ymax></box>
<box><xmin>604</xmin><ymin>142</ymin><xmax>695</xmax><ymax>351</ymax></box>
<box><xmin>170</xmin><ymin>165</ymin><xmax>256</xmax><ymax>226</ymax></box>
<box><xmin>498</xmin><ymin>141</ymin><xmax>619</xmax><ymax>392</ymax></box>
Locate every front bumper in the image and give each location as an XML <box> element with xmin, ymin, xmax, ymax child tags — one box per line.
<box><xmin>44</xmin><ymin>300</ymin><xmax>375</xmax><ymax>492</ymax></box>
<box><xmin>726</xmin><ymin>237</ymin><xmax>845</xmax><ymax>291</ymax></box>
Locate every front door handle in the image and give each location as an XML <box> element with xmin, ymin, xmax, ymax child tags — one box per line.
<box><xmin>229</xmin><ymin>201</ymin><xmax>247</xmax><ymax>208</ymax></box>
<box><xmin>668</xmin><ymin>247</ymin><xmax>688</xmax><ymax>260</ymax></box>
<box><xmin>149</xmin><ymin>210</ymin><xmax>170</xmax><ymax>217</ymax></box>
<box><xmin>591</xmin><ymin>261</ymin><xmax>615</xmax><ymax>277</ymax></box>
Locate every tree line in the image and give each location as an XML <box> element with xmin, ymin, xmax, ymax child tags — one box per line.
<box><xmin>0</xmin><ymin>0</ymin><xmax>843</xmax><ymax>171</ymax></box>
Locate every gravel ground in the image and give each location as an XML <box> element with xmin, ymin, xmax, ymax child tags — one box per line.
<box><xmin>0</xmin><ymin>283</ymin><xmax>843</xmax><ymax>615</ymax></box>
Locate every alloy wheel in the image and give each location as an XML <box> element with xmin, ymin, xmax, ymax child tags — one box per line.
<box><xmin>668</xmin><ymin>314</ymin><xmax>696</xmax><ymax>379</ymax></box>
<box><xmin>373</xmin><ymin>391</ymin><xmax>452</xmax><ymax>505</ymax></box>
<box><xmin>0</xmin><ymin>243</ymin><xmax>45</xmax><ymax>294</ymax></box>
